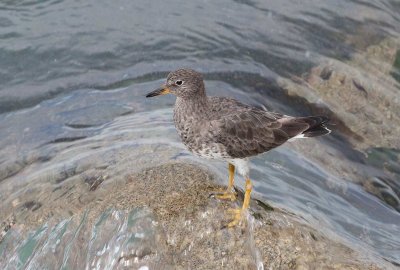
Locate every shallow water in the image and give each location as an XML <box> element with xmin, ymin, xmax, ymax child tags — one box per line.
<box><xmin>1</xmin><ymin>0</ymin><xmax>400</xmax><ymax>268</ymax></box>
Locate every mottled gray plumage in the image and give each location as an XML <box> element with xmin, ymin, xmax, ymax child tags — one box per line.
<box><xmin>146</xmin><ymin>68</ymin><xmax>330</xmax><ymax>177</ymax></box>
<box><xmin>168</xmin><ymin>69</ymin><xmax>329</xmax><ymax>160</ymax></box>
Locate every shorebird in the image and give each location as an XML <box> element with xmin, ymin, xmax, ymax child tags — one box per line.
<box><xmin>146</xmin><ymin>69</ymin><xmax>330</xmax><ymax>227</ymax></box>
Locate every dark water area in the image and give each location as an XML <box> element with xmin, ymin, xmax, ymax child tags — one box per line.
<box><xmin>1</xmin><ymin>0</ymin><xmax>400</xmax><ymax>268</ymax></box>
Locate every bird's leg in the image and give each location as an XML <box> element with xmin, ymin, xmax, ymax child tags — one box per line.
<box><xmin>216</xmin><ymin>163</ymin><xmax>236</xmax><ymax>201</ymax></box>
<box><xmin>227</xmin><ymin>178</ymin><xmax>252</xmax><ymax>227</ymax></box>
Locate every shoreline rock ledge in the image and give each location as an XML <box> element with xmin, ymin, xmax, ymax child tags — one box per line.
<box><xmin>0</xmin><ymin>163</ymin><xmax>385</xmax><ymax>269</ymax></box>
<box><xmin>87</xmin><ymin>162</ymin><xmax>382</xmax><ymax>269</ymax></box>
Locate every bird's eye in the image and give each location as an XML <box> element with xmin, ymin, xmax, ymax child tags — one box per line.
<box><xmin>176</xmin><ymin>80</ymin><xmax>183</xmax><ymax>85</ymax></box>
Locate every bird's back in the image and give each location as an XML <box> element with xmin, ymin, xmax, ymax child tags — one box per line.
<box><xmin>174</xmin><ymin>96</ymin><xmax>330</xmax><ymax>159</ymax></box>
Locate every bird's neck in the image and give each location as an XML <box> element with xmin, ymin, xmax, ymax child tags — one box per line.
<box><xmin>175</xmin><ymin>94</ymin><xmax>210</xmax><ymax>118</ymax></box>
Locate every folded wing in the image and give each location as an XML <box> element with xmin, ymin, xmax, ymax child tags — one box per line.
<box><xmin>213</xmin><ymin>109</ymin><xmax>329</xmax><ymax>158</ymax></box>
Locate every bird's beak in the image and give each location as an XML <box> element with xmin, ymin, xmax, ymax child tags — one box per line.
<box><xmin>145</xmin><ymin>85</ymin><xmax>171</xmax><ymax>98</ymax></box>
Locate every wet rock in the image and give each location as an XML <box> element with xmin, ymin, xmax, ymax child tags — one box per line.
<box><xmin>364</xmin><ymin>176</ymin><xmax>400</xmax><ymax>211</ymax></box>
<box><xmin>111</xmin><ymin>163</ymin><xmax>386</xmax><ymax>269</ymax></box>
<box><xmin>392</xmin><ymin>50</ymin><xmax>400</xmax><ymax>82</ymax></box>
<box><xmin>83</xmin><ymin>174</ymin><xmax>105</xmax><ymax>191</ymax></box>
<box><xmin>0</xmin><ymin>160</ymin><xmax>25</xmax><ymax>182</ymax></box>
<box><xmin>277</xmin><ymin>38</ymin><xmax>400</xmax><ymax>212</ymax></box>
<box><xmin>1</xmin><ymin>163</ymin><xmax>384</xmax><ymax>269</ymax></box>
<box><xmin>22</xmin><ymin>201</ymin><xmax>42</xmax><ymax>212</ymax></box>
<box><xmin>281</xmin><ymin>38</ymin><xmax>400</xmax><ymax>150</ymax></box>
<box><xmin>0</xmin><ymin>215</ymin><xmax>15</xmax><ymax>244</ymax></box>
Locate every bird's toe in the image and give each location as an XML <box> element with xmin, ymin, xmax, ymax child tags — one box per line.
<box><xmin>215</xmin><ymin>191</ymin><xmax>237</xmax><ymax>201</ymax></box>
<box><xmin>226</xmin><ymin>208</ymin><xmax>245</xmax><ymax>227</ymax></box>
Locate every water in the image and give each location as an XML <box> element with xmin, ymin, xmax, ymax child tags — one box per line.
<box><xmin>1</xmin><ymin>0</ymin><xmax>400</xmax><ymax>268</ymax></box>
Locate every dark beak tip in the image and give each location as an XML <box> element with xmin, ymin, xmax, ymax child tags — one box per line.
<box><xmin>145</xmin><ymin>91</ymin><xmax>159</xmax><ymax>98</ymax></box>
<box><xmin>145</xmin><ymin>87</ymin><xmax>169</xmax><ymax>98</ymax></box>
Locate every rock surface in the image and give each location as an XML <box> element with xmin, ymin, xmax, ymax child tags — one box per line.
<box><xmin>280</xmin><ymin>38</ymin><xmax>400</xmax><ymax>151</ymax></box>
<box><xmin>1</xmin><ymin>163</ymin><xmax>384</xmax><ymax>269</ymax></box>
<box><xmin>276</xmin><ymin>38</ymin><xmax>400</xmax><ymax>213</ymax></box>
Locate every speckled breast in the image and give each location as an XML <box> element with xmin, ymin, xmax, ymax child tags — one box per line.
<box><xmin>173</xmin><ymin>104</ymin><xmax>230</xmax><ymax>160</ymax></box>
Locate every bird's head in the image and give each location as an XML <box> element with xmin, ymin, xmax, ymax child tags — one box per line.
<box><xmin>146</xmin><ymin>69</ymin><xmax>205</xmax><ymax>99</ymax></box>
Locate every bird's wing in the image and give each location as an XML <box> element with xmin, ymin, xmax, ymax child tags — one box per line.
<box><xmin>212</xmin><ymin>109</ymin><xmax>313</xmax><ymax>158</ymax></box>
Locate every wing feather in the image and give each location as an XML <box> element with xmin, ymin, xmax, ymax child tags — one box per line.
<box><xmin>212</xmin><ymin>109</ymin><xmax>289</xmax><ymax>158</ymax></box>
<box><xmin>207</xmin><ymin>97</ymin><xmax>329</xmax><ymax>158</ymax></box>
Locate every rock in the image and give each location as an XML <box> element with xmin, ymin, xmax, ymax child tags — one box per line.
<box><xmin>1</xmin><ymin>163</ymin><xmax>384</xmax><ymax>269</ymax></box>
<box><xmin>280</xmin><ymin>38</ymin><xmax>400</xmax><ymax>151</ymax></box>
<box><xmin>275</xmin><ymin>38</ymin><xmax>400</xmax><ymax>209</ymax></box>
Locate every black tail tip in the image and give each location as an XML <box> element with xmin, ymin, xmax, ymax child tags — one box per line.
<box><xmin>303</xmin><ymin>125</ymin><xmax>331</xmax><ymax>137</ymax></box>
<box><xmin>303</xmin><ymin>116</ymin><xmax>331</xmax><ymax>137</ymax></box>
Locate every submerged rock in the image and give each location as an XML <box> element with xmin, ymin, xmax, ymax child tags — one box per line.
<box><xmin>1</xmin><ymin>163</ymin><xmax>384</xmax><ymax>269</ymax></box>
<box><xmin>276</xmin><ymin>38</ymin><xmax>400</xmax><ymax>214</ymax></box>
<box><xmin>280</xmin><ymin>38</ymin><xmax>400</xmax><ymax>151</ymax></box>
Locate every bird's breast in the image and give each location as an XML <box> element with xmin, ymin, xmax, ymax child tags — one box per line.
<box><xmin>173</xmin><ymin>104</ymin><xmax>229</xmax><ymax>159</ymax></box>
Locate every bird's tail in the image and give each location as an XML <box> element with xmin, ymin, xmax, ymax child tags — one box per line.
<box><xmin>295</xmin><ymin>116</ymin><xmax>331</xmax><ymax>138</ymax></box>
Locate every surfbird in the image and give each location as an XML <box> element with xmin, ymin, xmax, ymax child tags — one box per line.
<box><xmin>146</xmin><ymin>68</ymin><xmax>330</xmax><ymax>227</ymax></box>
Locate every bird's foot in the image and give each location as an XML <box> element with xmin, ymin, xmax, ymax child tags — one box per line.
<box><xmin>215</xmin><ymin>191</ymin><xmax>236</xmax><ymax>201</ymax></box>
<box><xmin>226</xmin><ymin>208</ymin><xmax>246</xmax><ymax>227</ymax></box>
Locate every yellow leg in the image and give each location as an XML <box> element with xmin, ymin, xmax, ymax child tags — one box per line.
<box><xmin>216</xmin><ymin>163</ymin><xmax>236</xmax><ymax>201</ymax></box>
<box><xmin>227</xmin><ymin>178</ymin><xmax>252</xmax><ymax>227</ymax></box>
<box><xmin>242</xmin><ymin>178</ymin><xmax>252</xmax><ymax>210</ymax></box>
<box><xmin>228</xmin><ymin>163</ymin><xmax>235</xmax><ymax>191</ymax></box>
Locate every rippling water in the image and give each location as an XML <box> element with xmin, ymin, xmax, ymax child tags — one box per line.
<box><xmin>1</xmin><ymin>0</ymin><xmax>400</xmax><ymax>268</ymax></box>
